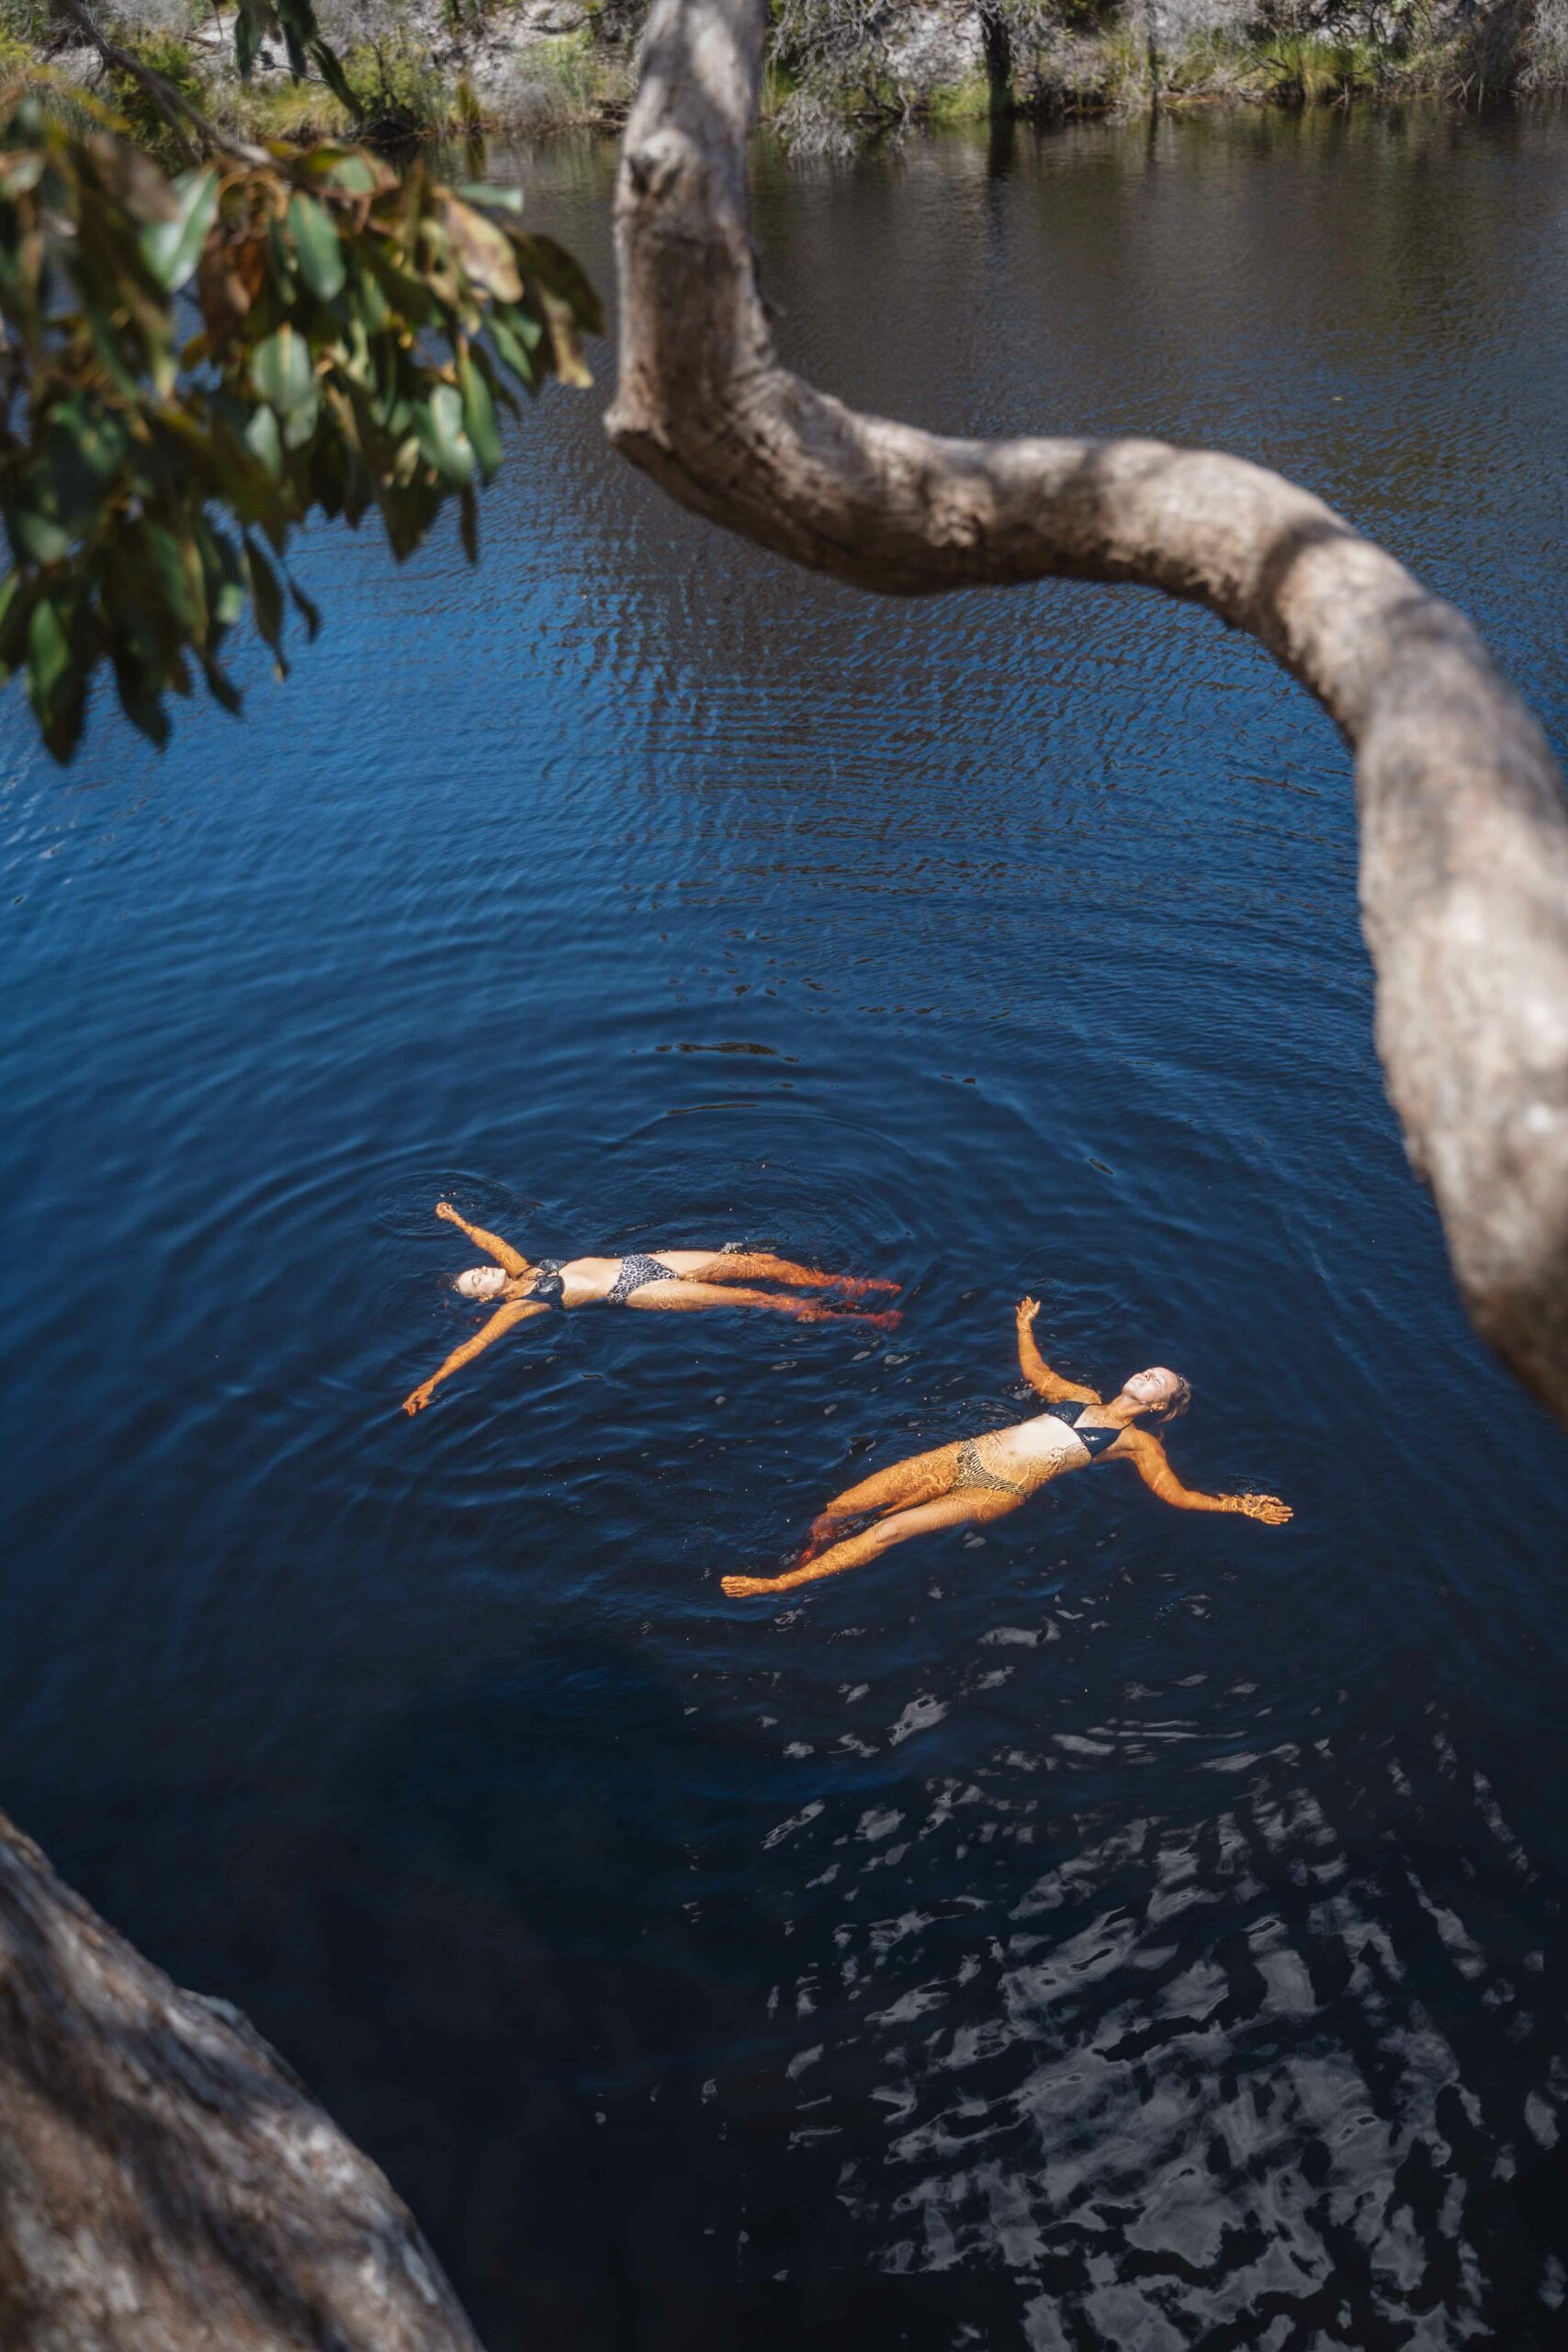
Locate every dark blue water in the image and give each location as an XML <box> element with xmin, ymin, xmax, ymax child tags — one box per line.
<box><xmin>5</xmin><ymin>101</ymin><xmax>1568</xmax><ymax>2350</ymax></box>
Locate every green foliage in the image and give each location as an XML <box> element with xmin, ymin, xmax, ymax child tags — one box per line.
<box><xmin>0</xmin><ymin>96</ymin><xmax>601</xmax><ymax>757</ymax></box>
<box><xmin>1260</xmin><ymin>27</ymin><xmax>1383</xmax><ymax>100</ymax></box>
<box><xmin>0</xmin><ymin>0</ymin><xmax>61</xmax><ymax>51</ymax></box>
<box><xmin>229</xmin><ymin>74</ymin><xmax>350</xmax><ymax>139</ymax></box>
<box><xmin>107</xmin><ymin>30</ymin><xmax>209</xmax><ymax>159</ymax></box>
<box><xmin>339</xmin><ymin>28</ymin><xmax>450</xmax><ymax>134</ymax></box>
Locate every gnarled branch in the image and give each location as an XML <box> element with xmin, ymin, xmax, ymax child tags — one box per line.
<box><xmin>607</xmin><ymin>0</ymin><xmax>1568</xmax><ymax>1423</ymax></box>
<box><xmin>55</xmin><ymin>0</ymin><xmax>270</xmax><ymax>167</ymax></box>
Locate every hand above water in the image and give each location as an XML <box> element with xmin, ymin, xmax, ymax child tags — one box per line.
<box><xmin>435</xmin><ymin>1201</ymin><xmax>461</xmax><ymax>1225</ymax></box>
<box><xmin>1015</xmin><ymin>1295</ymin><xmax>1040</xmax><ymax>1325</ymax></box>
<box><xmin>402</xmin><ymin>1383</ymin><xmax>436</xmax><ymax>1415</ymax></box>
<box><xmin>1226</xmin><ymin>1492</ymin><xmax>1292</xmax><ymax>1524</ymax></box>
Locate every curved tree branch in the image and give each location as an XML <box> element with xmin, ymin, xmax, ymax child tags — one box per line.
<box><xmin>607</xmin><ymin>0</ymin><xmax>1568</xmax><ymax>1424</ymax></box>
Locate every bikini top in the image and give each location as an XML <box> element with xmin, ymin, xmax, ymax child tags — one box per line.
<box><xmin>1038</xmin><ymin>1396</ymin><xmax>1122</xmax><ymax>1458</ymax></box>
<box><xmin>526</xmin><ymin>1258</ymin><xmax>566</xmax><ymax>1306</ymax></box>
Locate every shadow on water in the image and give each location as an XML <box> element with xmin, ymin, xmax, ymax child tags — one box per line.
<box><xmin>22</xmin><ymin>1612</ymin><xmax>1568</xmax><ymax>2349</ymax></box>
<box><xmin>3</xmin><ymin>96</ymin><xmax>1568</xmax><ymax>2352</ymax></box>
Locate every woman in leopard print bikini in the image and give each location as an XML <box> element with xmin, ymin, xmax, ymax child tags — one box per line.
<box><xmin>721</xmin><ymin>1295</ymin><xmax>1290</xmax><ymax>1600</ymax></box>
<box><xmin>400</xmin><ymin>1203</ymin><xmax>899</xmax><ymax>1416</ymax></box>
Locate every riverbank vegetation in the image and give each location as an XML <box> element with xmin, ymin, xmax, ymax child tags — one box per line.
<box><xmin>5</xmin><ymin>0</ymin><xmax>1566</xmax><ymax>149</ymax></box>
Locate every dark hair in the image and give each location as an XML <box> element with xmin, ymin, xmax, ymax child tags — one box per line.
<box><xmin>1153</xmin><ymin>1375</ymin><xmax>1192</xmax><ymax>1423</ymax></box>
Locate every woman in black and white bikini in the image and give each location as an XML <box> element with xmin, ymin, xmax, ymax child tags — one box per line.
<box><xmin>401</xmin><ymin>1203</ymin><xmax>900</xmax><ymax>1415</ymax></box>
<box><xmin>721</xmin><ymin>1294</ymin><xmax>1290</xmax><ymax>1598</ymax></box>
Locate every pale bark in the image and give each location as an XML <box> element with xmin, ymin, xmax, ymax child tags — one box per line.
<box><xmin>0</xmin><ymin>1808</ymin><xmax>480</xmax><ymax>2351</ymax></box>
<box><xmin>606</xmin><ymin>0</ymin><xmax>1568</xmax><ymax>1423</ymax></box>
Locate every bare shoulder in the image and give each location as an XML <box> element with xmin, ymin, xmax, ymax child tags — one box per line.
<box><xmin>1108</xmin><ymin>1425</ymin><xmax>1160</xmax><ymax>1463</ymax></box>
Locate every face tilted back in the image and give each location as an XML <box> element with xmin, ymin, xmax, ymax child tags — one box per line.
<box><xmin>1122</xmin><ymin>1366</ymin><xmax>1191</xmax><ymax>1420</ymax></box>
<box><xmin>456</xmin><ymin>1265</ymin><xmax>509</xmax><ymax>1300</ymax></box>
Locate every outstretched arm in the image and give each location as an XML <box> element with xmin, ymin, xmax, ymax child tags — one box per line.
<box><xmin>1014</xmin><ymin>1297</ymin><xmax>1100</xmax><ymax>1403</ymax></box>
<box><xmin>402</xmin><ymin>1301</ymin><xmax>549</xmax><ymax>1415</ymax></box>
<box><xmin>1113</xmin><ymin>1430</ymin><xmax>1292</xmax><ymax>1523</ymax></box>
<box><xmin>434</xmin><ymin>1200</ymin><xmax>529</xmax><ymax>1276</ymax></box>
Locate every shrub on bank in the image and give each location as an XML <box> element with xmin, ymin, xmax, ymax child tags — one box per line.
<box><xmin>1521</xmin><ymin>0</ymin><xmax>1568</xmax><ymax>83</ymax></box>
<box><xmin>8</xmin><ymin>0</ymin><xmax>1565</xmax><ymax>143</ymax></box>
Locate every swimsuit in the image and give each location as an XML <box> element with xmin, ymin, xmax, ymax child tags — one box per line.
<box><xmin>953</xmin><ymin>1437</ymin><xmax>1028</xmax><ymax>1497</ymax></box>
<box><xmin>526</xmin><ymin>1258</ymin><xmax>566</xmax><ymax>1307</ymax></box>
<box><xmin>608</xmin><ymin>1252</ymin><xmax>679</xmax><ymax>1303</ymax></box>
<box><xmin>1039</xmin><ymin>1397</ymin><xmax>1122</xmax><ymax>1458</ymax></box>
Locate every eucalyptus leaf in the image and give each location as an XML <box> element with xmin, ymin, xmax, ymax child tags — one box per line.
<box><xmin>0</xmin><ymin>154</ymin><xmax>44</xmax><ymax>198</ymax></box>
<box><xmin>0</xmin><ymin>571</ymin><xmax>31</xmax><ymax>684</ymax></box>
<box><xmin>244</xmin><ymin>534</ymin><xmax>288</xmax><ymax>668</ymax></box>
<box><xmin>323</xmin><ymin>154</ymin><xmax>383</xmax><ymax>194</ymax></box>
<box><xmin>47</xmin><ymin>396</ymin><xmax>130</xmax><ymax>518</ymax></box>
<box><xmin>140</xmin><ymin>167</ymin><xmax>220</xmax><ymax>294</ymax></box>
<box><xmin>457</xmin><ymin>347</ymin><xmax>502</xmax><ymax>479</ymax></box>
<box><xmin>488</xmin><ymin>306</ymin><xmax>540</xmax><ymax>392</ymax></box>
<box><xmin>200</xmin><ymin>653</ymin><xmax>243</xmax><ymax>713</ymax></box>
<box><xmin>310</xmin><ymin>40</ymin><xmax>359</xmax><ymax>115</ymax></box>
<box><xmin>111</xmin><ymin>644</ymin><xmax>172</xmax><ymax>747</ymax></box>
<box><xmin>251</xmin><ymin>323</ymin><xmax>316</xmax><ymax>417</ymax></box>
<box><xmin>281</xmin><ymin>380</ymin><xmax>321</xmax><ymax>449</ymax></box>
<box><xmin>146</xmin><ymin>520</ymin><xmax>205</xmax><ymax>638</ymax></box>
<box><xmin>455</xmin><ymin>181</ymin><xmax>525</xmax><ymax>216</ymax></box>
<box><xmin>438</xmin><ymin>195</ymin><xmax>521</xmax><ymax>303</ymax></box>
<box><xmin>10</xmin><ymin>503</ymin><xmax>72</xmax><ymax>565</ymax></box>
<box><xmin>198</xmin><ymin>523</ymin><xmax>248</xmax><ymax>630</ymax></box>
<box><xmin>288</xmin><ymin>193</ymin><xmax>345</xmax><ymax>301</ymax></box>
<box><xmin>516</xmin><ymin>233</ymin><xmax>605</xmax><ymax>336</ymax></box>
<box><xmin>244</xmin><ymin>403</ymin><xmax>285</xmax><ymax>479</ymax></box>
<box><xmin>288</xmin><ymin>577</ymin><xmax>321</xmax><ymax>641</ymax></box>
<box><xmin>414</xmin><ymin>382</ymin><xmax>475</xmax><ymax>486</ymax></box>
<box><xmin>26</xmin><ymin>596</ymin><xmax>71</xmax><ymax>718</ymax></box>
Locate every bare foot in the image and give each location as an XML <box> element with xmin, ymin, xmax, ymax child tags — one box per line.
<box><xmin>832</xmin><ymin>1276</ymin><xmax>901</xmax><ymax>1297</ymax></box>
<box><xmin>722</xmin><ymin>1574</ymin><xmax>781</xmax><ymax>1598</ymax></box>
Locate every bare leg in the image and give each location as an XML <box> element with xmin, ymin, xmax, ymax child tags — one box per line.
<box><xmin>626</xmin><ymin>1280</ymin><xmax>899</xmax><ymax>1327</ymax></box>
<box><xmin>689</xmin><ymin>1251</ymin><xmax>898</xmax><ymax>1296</ymax></box>
<box><xmin>797</xmin><ymin>1444</ymin><xmax>961</xmax><ymax>1563</ymax></box>
<box><xmin>723</xmin><ymin>1488</ymin><xmax>1018</xmax><ymax>1599</ymax></box>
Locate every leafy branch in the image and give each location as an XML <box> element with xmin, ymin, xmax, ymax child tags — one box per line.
<box><xmin>0</xmin><ymin>98</ymin><xmax>601</xmax><ymax>758</ymax></box>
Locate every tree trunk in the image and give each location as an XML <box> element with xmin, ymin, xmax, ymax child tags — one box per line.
<box><xmin>0</xmin><ymin>1809</ymin><xmax>481</xmax><ymax>2351</ymax></box>
<box><xmin>976</xmin><ymin>0</ymin><xmax>1013</xmax><ymax>113</ymax></box>
<box><xmin>606</xmin><ymin>0</ymin><xmax>1568</xmax><ymax>1425</ymax></box>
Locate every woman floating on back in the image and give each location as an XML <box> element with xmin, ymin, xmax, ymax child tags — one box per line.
<box><xmin>401</xmin><ymin>1202</ymin><xmax>899</xmax><ymax>1415</ymax></box>
<box><xmin>722</xmin><ymin>1295</ymin><xmax>1290</xmax><ymax>1598</ymax></box>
